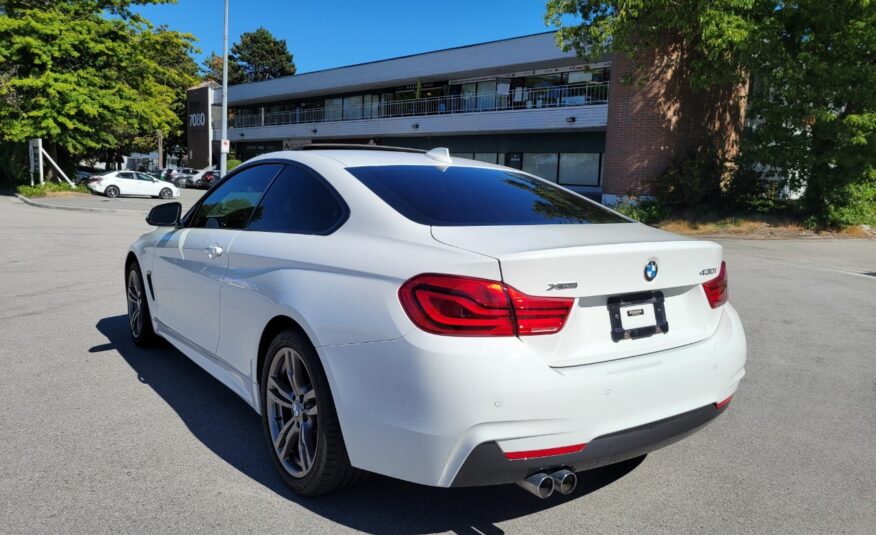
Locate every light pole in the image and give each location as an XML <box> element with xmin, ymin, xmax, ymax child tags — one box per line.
<box><xmin>219</xmin><ymin>0</ymin><xmax>229</xmax><ymax>177</ymax></box>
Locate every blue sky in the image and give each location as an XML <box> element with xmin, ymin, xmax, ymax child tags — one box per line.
<box><xmin>135</xmin><ymin>0</ymin><xmax>554</xmax><ymax>73</ymax></box>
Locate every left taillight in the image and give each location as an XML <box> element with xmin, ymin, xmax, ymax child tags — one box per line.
<box><xmin>398</xmin><ymin>274</ymin><xmax>573</xmax><ymax>337</ymax></box>
<box><xmin>702</xmin><ymin>261</ymin><xmax>728</xmax><ymax>308</ymax></box>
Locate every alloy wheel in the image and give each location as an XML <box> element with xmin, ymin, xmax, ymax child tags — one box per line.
<box><xmin>126</xmin><ymin>270</ymin><xmax>142</xmax><ymax>338</ymax></box>
<box><xmin>266</xmin><ymin>347</ymin><xmax>319</xmax><ymax>478</ymax></box>
<box><xmin>160</xmin><ymin>188</ymin><xmax>172</xmax><ymax>199</ymax></box>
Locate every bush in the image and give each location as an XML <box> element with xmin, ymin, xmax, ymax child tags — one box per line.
<box><xmin>806</xmin><ymin>179</ymin><xmax>876</xmax><ymax>228</ymax></box>
<box><xmin>613</xmin><ymin>198</ymin><xmax>670</xmax><ymax>225</ymax></box>
<box><xmin>652</xmin><ymin>145</ymin><xmax>725</xmax><ymax>211</ymax></box>
<box><xmin>227</xmin><ymin>159</ymin><xmax>242</xmax><ymax>171</ymax></box>
<box><xmin>16</xmin><ymin>182</ymin><xmax>88</xmax><ymax>197</ymax></box>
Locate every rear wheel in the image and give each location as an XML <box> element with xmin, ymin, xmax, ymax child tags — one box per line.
<box><xmin>159</xmin><ymin>187</ymin><xmax>172</xmax><ymax>199</ymax></box>
<box><xmin>105</xmin><ymin>185</ymin><xmax>119</xmax><ymax>198</ymax></box>
<box><xmin>126</xmin><ymin>262</ymin><xmax>157</xmax><ymax>346</ymax></box>
<box><xmin>260</xmin><ymin>329</ymin><xmax>364</xmax><ymax>496</ymax></box>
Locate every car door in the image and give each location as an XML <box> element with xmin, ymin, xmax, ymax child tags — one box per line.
<box><xmin>150</xmin><ymin>163</ymin><xmax>283</xmax><ymax>354</ymax></box>
<box><xmin>115</xmin><ymin>171</ymin><xmax>139</xmax><ymax>195</ymax></box>
<box><xmin>136</xmin><ymin>172</ymin><xmax>159</xmax><ymax>195</ymax></box>
<box><xmin>217</xmin><ymin>164</ymin><xmax>349</xmax><ymax>376</ymax></box>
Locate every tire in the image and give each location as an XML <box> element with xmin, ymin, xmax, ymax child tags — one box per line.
<box><xmin>159</xmin><ymin>188</ymin><xmax>172</xmax><ymax>199</ymax></box>
<box><xmin>126</xmin><ymin>262</ymin><xmax>158</xmax><ymax>346</ymax></box>
<box><xmin>105</xmin><ymin>186</ymin><xmax>120</xmax><ymax>198</ymax></box>
<box><xmin>260</xmin><ymin>329</ymin><xmax>364</xmax><ymax>496</ymax></box>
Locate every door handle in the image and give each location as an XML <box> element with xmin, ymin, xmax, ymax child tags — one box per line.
<box><xmin>204</xmin><ymin>244</ymin><xmax>224</xmax><ymax>259</ymax></box>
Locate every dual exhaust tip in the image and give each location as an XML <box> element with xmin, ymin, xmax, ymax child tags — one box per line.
<box><xmin>517</xmin><ymin>469</ymin><xmax>577</xmax><ymax>498</ymax></box>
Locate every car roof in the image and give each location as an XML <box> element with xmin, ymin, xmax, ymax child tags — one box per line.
<box><xmin>250</xmin><ymin>147</ymin><xmax>504</xmax><ymax>170</ymax></box>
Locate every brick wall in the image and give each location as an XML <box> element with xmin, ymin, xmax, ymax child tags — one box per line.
<box><xmin>602</xmin><ymin>48</ymin><xmax>746</xmax><ymax>198</ymax></box>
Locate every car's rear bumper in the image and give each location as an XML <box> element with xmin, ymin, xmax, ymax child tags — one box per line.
<box><xmin>320</xmin><ymin>304</ymin><xmax>745</xmax><ymax>488</ymax></box>
<box><xmin>450</xmin><ymin>401</ymin><xmax>727</xmax><ymax>486</ymax></box>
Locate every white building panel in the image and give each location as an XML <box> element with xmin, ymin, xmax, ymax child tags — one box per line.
<box><xmin>221</xmin><ymin>105</ymin><xmax>608</xmax><ymax>142</ymax></box>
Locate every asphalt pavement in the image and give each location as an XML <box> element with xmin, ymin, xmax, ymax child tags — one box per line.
<box><xmin>0</xmin><ymin>194</ymin><xmax>874</xmax><ymax>534</ymax></box>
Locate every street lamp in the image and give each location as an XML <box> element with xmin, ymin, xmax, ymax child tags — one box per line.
<box><xmin>220</xmin><ymin>0</ymin><xmax>229</xmax><ymax>178</ymax></box>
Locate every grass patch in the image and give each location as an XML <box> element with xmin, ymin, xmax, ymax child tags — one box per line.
<box><xmin>17</xmin><ymin>182</ymin><xmax>89</xmax><ymax>197</ymax></box>
<box><xmin>654</xmin><ymin>214</ymin><xmax>873</xmax><ymax>239</ymax></box>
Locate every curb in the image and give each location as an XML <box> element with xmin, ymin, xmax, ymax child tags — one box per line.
<box><xmin>15</xmin><ymin>193</ymin><xmax>121</xmax><ymax>213</ymax></box>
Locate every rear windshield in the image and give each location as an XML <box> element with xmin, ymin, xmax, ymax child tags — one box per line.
<box><xmin>347</xmin><ymin>165</ymin><xmax>629</xmax><ymax>226</ymax></box>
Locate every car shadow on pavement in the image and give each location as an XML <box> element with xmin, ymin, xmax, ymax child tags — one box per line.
<box><xmin>95</xmin><ymin>314</ymin><xmax>645</xmax><ymax>535</ymax></box>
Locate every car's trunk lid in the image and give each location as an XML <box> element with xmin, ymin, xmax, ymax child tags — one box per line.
<box><xmin>432</xmin><ymin>223</ymin><xmax>725</xmax><ymax>367</ymax></box>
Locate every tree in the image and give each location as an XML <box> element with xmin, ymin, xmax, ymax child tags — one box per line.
<box><xmin>546</xmin><ymin>1</ymin><xmax>876</xmax><ymax>226</ymax></box>
<box><xmin>0</xmin><ymin>0</ymin><xmax>198</xmax><ymax>177</ymax></box>
<box><xmin>231</xmin><ymin>27</ymin><xmax>296</xmax><ymax>83</ymax></box>
<box><xmin>201</xmin><ymin>51</ymin><xmax>246</xmax><ymax>85</ymax></box>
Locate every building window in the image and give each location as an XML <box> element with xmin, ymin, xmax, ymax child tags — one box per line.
<box><xmin>558</xmin><ymin>153</ymin><xmax>601</xmax><ymax>186</ymax></box>
<box><xmin>522</xmin><ymin>153</ymin><xmax>559</xmax><ymax>182</ymax></box>
<box><xmin>343</xmin><ymin>95</ymin><xmax>363</xmax><ymax>120</ymax></box>
<box><xmin>473</xmin><ymin>153</ymin><xmax>498</xmax><ymax>164</ymax></box>
<box><xmin>325</xmin><ymin>97</ymin><xmax>342</xmax><ymax>121</ymax></box>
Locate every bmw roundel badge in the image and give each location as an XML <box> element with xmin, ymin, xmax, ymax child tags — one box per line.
<box><xmin>644</xmin><ymin>260</ymin><xmax>658</xmax><ymax>281</ymax></box>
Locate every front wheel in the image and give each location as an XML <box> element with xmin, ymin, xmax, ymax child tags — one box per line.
<box><xmin>126</xmin><ymin>263</ymin><xmax>157</xmax><ymax>346</ymax></box>
<box><xmin>159</xmin><ymin>187</ymin><xmax>172</xmax><ymax>199</ymax></box>
<box><xmin>260</xmin><ymin>329</ymin><xmax>364</xmax><ymax>496</ymax></box>
<box><xmin>105</xmin><ymin>185</ymin><xmax>119</xmax><ymax>198</ymax></box>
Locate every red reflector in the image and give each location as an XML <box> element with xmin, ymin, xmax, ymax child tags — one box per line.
<box><xmin>716</xmin><ymin>396</ymin><xmax>732</xmax><ymax>409</ymax></box>
<box><xmin>702</xmin><ymin>261</ymin><xmax>728</xmax><ymax>308</ymax></box>
<box><xmin>503</xmin><ymin>443</ymin><xmax>586</xmax><ymax>461</ymax></box>
<box><xmin>399</xmin><ymin>274</ymin><xmax>574</xmax><ymax>337</ymax></box>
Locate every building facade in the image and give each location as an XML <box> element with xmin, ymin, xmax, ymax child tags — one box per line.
<box><xmin>187</xmin><ymin>32</ymin><xmax>742</xmax><ymax>203</ymax></box>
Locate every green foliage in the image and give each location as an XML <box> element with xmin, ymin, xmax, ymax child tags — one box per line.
<box><xmin>651</xmin><ymin>145</ymin><xmax>725</xmax><ymax>211</ymax></box>
<box><xmin>16</xmin><ymin>181</ymin><xmax>88</xmax><ymax>197</ymax></box>
<box><xmin>230</xmin><ymin>27</ymin><xmax>296</xmax><ymax>82</ymax></box>
<box><xmin>546</xmin><ymin>0</ymin><xmax>876</xmax><ymax>227</ymax></box>
<box><xmin>0</xmin><ymin>141</ymin><xmax>28</xmax><ymax>184</ymax></box>
<box><xmin>226</xmin><ymin>159</ymin><xmax>242</xmax><ymax>171</ymax></box>
<box><xmin>612</xmin><ymin>199</ymin><xmax>670</xmax><ymax>225</ymax></box>
<box><xmin>0</xmin><ymin>1</ymin><xmax>198</xmax><ymax>160</ymax></box>
<box><xmin>201</xmin><ymin>51</ymin><xmax>246</xmax><ymax>85</ymax></box>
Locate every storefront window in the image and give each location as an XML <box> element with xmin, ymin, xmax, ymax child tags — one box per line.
<box><xmin>522</xmin><ymin>153</ymin><xmax>558</xmax><ymax>181</ymax></box>
<box><xmin>473</xmin><ymin>153</ymin><xmax>498</xmax><ymax>164</ymax></box>
<box><xmin>558</xmin><ymin>153</ymin><xmax>601</xmax><ymax>186</ymax></box>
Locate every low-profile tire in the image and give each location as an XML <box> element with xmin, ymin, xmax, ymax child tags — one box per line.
<box><xmin>105</xmin><ymin>185</ymin><xmax>120</xmax><ymax>198</ymax></box>
<box><xmin>260</xmin><ymin>329</ymin><xmax>364</xmax><ymax>496</ymax></box>
<box><xmin>159</xmin><ymin>187</ymin><xmax>172</xmax><ymax>199</ymax></box>
<box><xmin>126</xmin><ymin>262</ymin><xmax>158</xmax><ymax>346</ymax></box>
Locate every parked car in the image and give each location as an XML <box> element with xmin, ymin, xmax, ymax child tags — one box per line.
<box><xmin>125</xmin><ymin>145</ymin><xmax>746</xmax><ymax>498</ymax></box>
<box><xmin>87</xmin><ymin>170</ymin><xmax>180</xmax><ymax>199</ymax></box>
<box><xmin>194</xmin><ymin>170</ymin><xmax>219</xmax><ymax>189</ymax></box>
<box><xmin>73</xmin><ymin>169</ymin><xmax>93</xmax><ymax>184</ymax></box>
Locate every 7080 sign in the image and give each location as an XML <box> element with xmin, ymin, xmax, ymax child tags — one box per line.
<box><xmin>189</xmin><ymin>112</ymin><xmax>206</xmax><ymax>127</ymax></box>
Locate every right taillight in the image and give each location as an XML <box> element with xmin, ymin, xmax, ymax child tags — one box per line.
<box><xmin>399</xmin><ymin>274</ymin><xmax>573</xmax><ymax>337</ymax></box>
<box><xmin>702</xmin><ymin>261</ymin><xmax>728</xmax><ymax>308</ymax></box>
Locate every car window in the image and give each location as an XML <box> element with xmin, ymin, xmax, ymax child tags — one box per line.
<box><xmin>188</xmin><ymin>164</ymin><xmax>282</xmax><ymax>230</ymax></box>
<box><xmin>247</xmin><ymin>165</ymin><xmax>347</xmax><ymax>235</ymax></box>
<box><xmin>347</xmin><ymin>165</ymin><xmax>629</xmax><ymax>226</ymax></box>
<box><xmin>117</xmin><ymin>172</ymin><xmax>135</xmax><ymax>180</ymax></box>
<box><xmin>136</xmin><ymin>173</ymin><xmax>154</xmax><ymax>181</ymax></box>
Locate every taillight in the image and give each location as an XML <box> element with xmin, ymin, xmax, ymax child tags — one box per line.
<box><xmin>702</xmin><ymin>261</ymin><xmax>728</xmax><ymax>308</ymax></box>
<box><xmin>398</xmin><ymin>274</ymin><xmax>573</xmax><ymax>337</ymax></box>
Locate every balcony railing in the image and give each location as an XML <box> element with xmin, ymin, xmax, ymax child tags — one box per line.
<box><xmin>231</xmin><ymin>82</ymin><xmax>609</xmax><ymax>129</ymax></box>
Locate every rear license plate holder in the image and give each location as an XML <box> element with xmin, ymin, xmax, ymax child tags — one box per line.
<box><xmin>607</xmin><ymin>291</ymin><xmax>669</xmax><ymax>342</ymax></box>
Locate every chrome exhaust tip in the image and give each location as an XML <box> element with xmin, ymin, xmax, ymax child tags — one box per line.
<box><xmin>550</xmin><ymin>469</ymin><xmax>577</xmax><ymax>495</ymax></box>
<box><xmin>517</xmin><ymin>472</ymin><xmax>555</xmax><ymax>499</ymax></box>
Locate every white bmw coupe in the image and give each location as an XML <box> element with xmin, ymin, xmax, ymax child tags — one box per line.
<box><xmin>125</xmin><ymin>145</ymin><xmax>746</xmax><ymax>497</ymax></box>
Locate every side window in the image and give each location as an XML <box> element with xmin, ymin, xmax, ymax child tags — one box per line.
<box><xmin>247</xmin><ymin>165</ymin><xmax>347</xmax><ymax>235</ymax></box>
<box><xmin>117</xmin><ymin>172</ymin><xmax>135</xmax><ymax>180</ymax></box>
<box><xmin>188</xmin><ymin>164</ymin><xmax>282</xmax><ymax>230</ymax></box>
<box><xmin>136</xmin><ymin>173</ymin><xmax>153</xmax><ymax>181</ymax></box>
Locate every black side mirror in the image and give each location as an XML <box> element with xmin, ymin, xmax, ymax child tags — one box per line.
<box><xmin>146</xmin><ymin>202</ymin><xmax>182</xmax><ymax>227</ymax></box>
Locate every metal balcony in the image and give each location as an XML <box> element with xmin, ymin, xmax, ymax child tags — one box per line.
<box><xmin>231</xmin><ymin>82</ymin><xmax>609</xmax><ymax>129</ymax></box>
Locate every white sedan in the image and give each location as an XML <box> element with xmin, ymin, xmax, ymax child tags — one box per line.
<box><xmin>125</xmin><ymin>146</ymin><xmax>746</xmax><ymax>498</ymax></box>
<box><xmin>87</xmin><ymin>170</ymin><xmax>180</xmax><ymax>199</ymax></box>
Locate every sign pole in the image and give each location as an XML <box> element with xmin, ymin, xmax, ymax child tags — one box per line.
<box><xmin>28</xmin><ymin>139</ymin><xmax>43</xmax><ymax>186</ymax></box>
<box><xmin>219</xmin><ymin>0</ymin><xmax>229</xmax><ymax>178</ymax></box>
